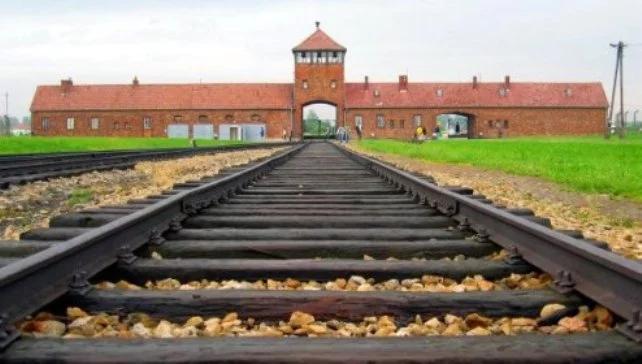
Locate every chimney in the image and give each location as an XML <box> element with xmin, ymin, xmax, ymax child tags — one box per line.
<box><xmin>132</xmin><ymin>76</ymin><xmax>139</xmax><ymax>86</ymax></box>
<box><xmin>364</xmin><ymin>76</ymin><xmax>369</xmax><ymax>90</ymax></box>
<box><xmin>60</xmin><ymin>78</ymin><xmax>73</xmax><ymax>93</ymax></box>
<box><xmin>504</xmin><ymin>75</ymin><xmax>511</xmax><ymax>88</ymax></box>
<box><xmin>472</xmin><ymin>76</ymin><xmax>478</xmax><ymax>89</ymax></box>
<box><xmin>398</xmin><ymin>75</ymin><xmax>408</xmax><ymax>91</ymax></box>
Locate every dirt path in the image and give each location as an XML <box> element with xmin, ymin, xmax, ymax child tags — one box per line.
<box><xmin>0</xmin><ymin>148</ymin><xmax>284</xmax><ymax>240</ymax></box>
<box><xmin>349</xmin><ymin>144</ymin><xmax>642</xmax><ymax>259</ymax></box>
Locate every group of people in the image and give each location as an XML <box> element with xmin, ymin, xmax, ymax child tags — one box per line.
<box><xmin>336</xmin><ymin>124</ymin><xmax>362</xmax><ymax>143</ymax></box>
<box><xmin>414</xmin><ymin>125</ymin><xmax>441</xmax><ymax>142</ymax></box>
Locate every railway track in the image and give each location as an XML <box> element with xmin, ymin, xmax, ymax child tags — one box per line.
<box><xmin>0</xmin><ymin>142</ymin><xmax>291</xmax><ymax>189</ymax></box>
<box><xmin>0</xmin><ymin>141</ymin><xmax>641</xmax><ymax>362</ymax></box>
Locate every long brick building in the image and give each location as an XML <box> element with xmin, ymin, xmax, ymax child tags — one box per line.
<box><xmin>30</xmin><ymin>23</ymin><xmax>608</xmax><ymax>140</ymax></box>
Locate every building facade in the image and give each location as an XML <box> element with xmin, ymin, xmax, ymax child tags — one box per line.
<box><xmin>31</xmin><ymin>23</ymin><xmax>608</xmax><ymax>140</ymax></box>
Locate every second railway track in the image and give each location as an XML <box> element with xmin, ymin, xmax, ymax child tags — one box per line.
<box><xmin>0</xmin><ymin>141</ymin><xmax>641</xmax><ymax>363</ymax></box>
<box><xmin>0</xmin><ymin>142</ymin><xmax>291</xmax><ymax>189</ymax></box>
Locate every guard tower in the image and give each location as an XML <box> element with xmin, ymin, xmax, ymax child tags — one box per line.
<box><xmin>292</xmin><ymin>22</ymin><xmax>346</xmax><ymax>138</ymax></box>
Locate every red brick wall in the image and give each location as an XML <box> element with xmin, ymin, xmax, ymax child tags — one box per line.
<box><xmin>294</xmin><ymin>63</ymin><xmax>345</xmax><ymax>138</ymax></box>
<box><xmin>345</xmin><ymin>107</ymin><xmax>606</xmax><ymax>139</ymax></box>
<box><xmin>31</xmin><ymin>109</ymin><xmax>293</xmax><ymax>140</ymax></box>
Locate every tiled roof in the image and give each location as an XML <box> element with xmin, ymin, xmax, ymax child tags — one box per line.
<box><xmin>31</xmin><ymin>83</ymin><xmax>294</xmax><ymax>111</ymax></box>
<box><xmin>292</xmin><ymin>29</ymin><xmax>346</xmax><ymax>52</ymax></box>
<box><xmin>345</xmin><ymin>82</ymin><xmax>607</xmax><ymax>108</ymax></box>
<box><xmin>31</xmin><ymin>80</ymin><xmax>608</xmax><ymax>112</ymax></box>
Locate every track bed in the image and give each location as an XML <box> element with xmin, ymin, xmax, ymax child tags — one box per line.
<box><xmin>0</xmin><ymin>142</ymin><xmax>640</xmax><ymax>363</ymax></box>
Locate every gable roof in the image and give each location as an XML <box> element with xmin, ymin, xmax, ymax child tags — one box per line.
<box><xmin>293</xmin><ymin>28</ymin><xmax>346</xmax><ymax>52</ymax></box>
<box><xmin>31</xmin><ymin>83</ymin><xmax>294</xmax><ymax>112</ymax></box>
<box><xmin>345</xmin><ymin>82</ymin><xmax>607</xmax><ymax>109</ymax></box>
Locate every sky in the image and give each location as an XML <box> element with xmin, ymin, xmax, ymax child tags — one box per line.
<box><xmin>1</xmin><ymin>0</ymin><xmax>641</xmax><ymax>120</ymax></box>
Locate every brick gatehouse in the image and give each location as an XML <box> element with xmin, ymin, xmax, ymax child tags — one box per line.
<box><xmin>30</xmin><ymin>23</ymin><xmax>607</xmax><ymax>140</ymax></box>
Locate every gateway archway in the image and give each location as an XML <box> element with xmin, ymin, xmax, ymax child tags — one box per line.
<box><xmin>302</xmin><ymin>102</ymin><xmax>337</xmax><ymax>139</ymax></box>
<box><xmin>436</xmin><ymin>112</ymin><xmax>476</xmax><ymax>138</ymax></box>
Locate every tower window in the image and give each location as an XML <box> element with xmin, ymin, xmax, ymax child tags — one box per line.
<box><xmin>302</xmin><ymin>80</ymin><xmax>309</xmax><ymax>89</ymax></box>
<box><xmin>436</xmin><ymin>89</ymin><xmax>444</xmax><ymax>97</ymax></box>
<box><xmin>330</xmin><ymin>80</ymin><xmax>337</xmax><ymax>89</ymax></box>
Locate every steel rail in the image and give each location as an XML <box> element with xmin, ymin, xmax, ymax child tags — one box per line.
<box><xmin>337</xmin><ymin>143</ymin><xmax>642</xmax><ymax>342</ymax></box>
<box><xmin>0</xmin><ymin>143</ymin><xmax>304</xmax><ymax>349</ymax></box>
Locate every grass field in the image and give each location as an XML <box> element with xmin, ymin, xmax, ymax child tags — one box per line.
<box><xmin>0</xmin><ymin>136</ymin><xmax>246</xmax><ymax>155</ymax></box>
<box><xmin>358</xmin><ymin>133</ymin><xmax>642</xmax><ymax>202</ymax></box>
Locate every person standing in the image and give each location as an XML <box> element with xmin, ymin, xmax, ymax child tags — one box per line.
<box><xmin>336</xmin><ymin>126</ymin><xmax>347</xmax><ymax>143</ymax></box>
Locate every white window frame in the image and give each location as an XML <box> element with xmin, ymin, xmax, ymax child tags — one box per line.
<box><xmin>413</xmin><ymin>114</ymin><xmax>422</xmax><ymax>126</ymax></box>
<box><xmin>90</xmin><ymin>117</ymin><xmax>100</xmax><ymax>130</ymax></box>
<box><xmin>376</xmin><ymin>114</ymin><xmax>385</xmax><ymax>129</ymax></box>
<box><xmin>354</xmin><ymin>115</ymin><xmax>363</xmax><ymax>129</ymax></box>
<box><xmin>42</xmin><ymin>117</ymin><xmax>49</xmax><ymax>131</ymax></box>
<box><xmin>143</xmin><ymin>117</ymin><xmax>152</xmax><ymax>130</ymax></box>
<box><xmin>66</xmin><ymin>117</ymin><xmax>75</xmax><ymax>130</ymax></box>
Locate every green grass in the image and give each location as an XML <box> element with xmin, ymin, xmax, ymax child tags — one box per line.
<box><xmin>358</xmin><ymin>133</ymin><xmax>642</xmax><ymax>202</ymax></box>
<box><xmin>0</xmin><ymin>136</ymin><xmax>246</xmax><ymax>155</ymax></box>
<box><xmin>66</xmin><ymin>188</ymin><xmax>94</xmax><ymax>206</ymax></box>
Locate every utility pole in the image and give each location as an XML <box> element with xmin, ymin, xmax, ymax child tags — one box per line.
<box><xmin>605</xmin><ymin>41</ymin><xmax>626</xmax><ymax>139</ymax></box>
<box><xmin>3</xmin><ymin>92</ymin><xmax>9</xmax><ymax>136</ymax></box>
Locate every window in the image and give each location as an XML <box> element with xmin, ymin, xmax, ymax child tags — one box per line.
<box><xmin>504</xmin><ymin>120</ymin><xmax>509</xmax><ymax>128</ymax></box>
<box><xmin>66</xmin><ymin>117</ymin><xmax>75</xmax><ymax>130</ymax></box>
<box><xmin>399</xmin><ymin>119</ymin><xmax>405</xmax><ymax>129</ymax></box>
<box><xmin>389</xmin><ymin>119</ymin><xmax>395</xmax><ymax>128</ymax></box>
<box><xmin>487</xmin><ymin>120</ymin><xmax>493</xmax><ymax>127</ymax></box>
<box><xmin>90</xmin><ymin>117</ymin><xmax>100</xmax><ymax>130</ymax></box>
<box><xmin>124</xmin><ymin>122</ymin><xmax>131</xmax><ymax>130</ymax></box>
<box><xmin>114</xmin><ymin>121</ymin><xmax>120</xmax><ymax>130</ymax></box>
<box><xmin>173</xmin><ymin>115</ymin><xmax>182</xmax><ymax>122</ymax></box>
<box><xmin>413</xmin><ymin>114</ymin><xmax>422</xmax><ymax>126</ymax></box>
<box><xmin>143</xmin><ymin>117</ymin><xmax>152</xmax><ymax>129</ymax></box>
<box><xmin>354</xmin><ymin>115</ymin><xmax>363</xmax><ymax>129</ymax></box>
<box><xmin>42</xmin><ymin>117</ymin><xmax>49</xmax><ymax>131</ymax></box>
<box><xmin>436</xmin><ymin>89</ymin><xmax>444</xmax><ymax>97</ymax></box>
<box><xmin>225</xmin><ymin>114</ymin><xmax>234</xmax><ymax>122</ymax></box>
<box><xmin>198</xmin><ymin>115</ymin><xmax>208</xmax><ymax>122</ymax></box>
<box><xmin>376</xmin><ymin>114</ymin><xmax>385</xmax><ymax>128</ymax></box>
<box><xmin>330</xmin><ymin>80</ymin><xmax>337</xmax><ymax>89</ymax></box>
<box><xmin>302</xmin><ymin>80</ymin><xmax>309</xmax><ymax>89</ymax></box>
